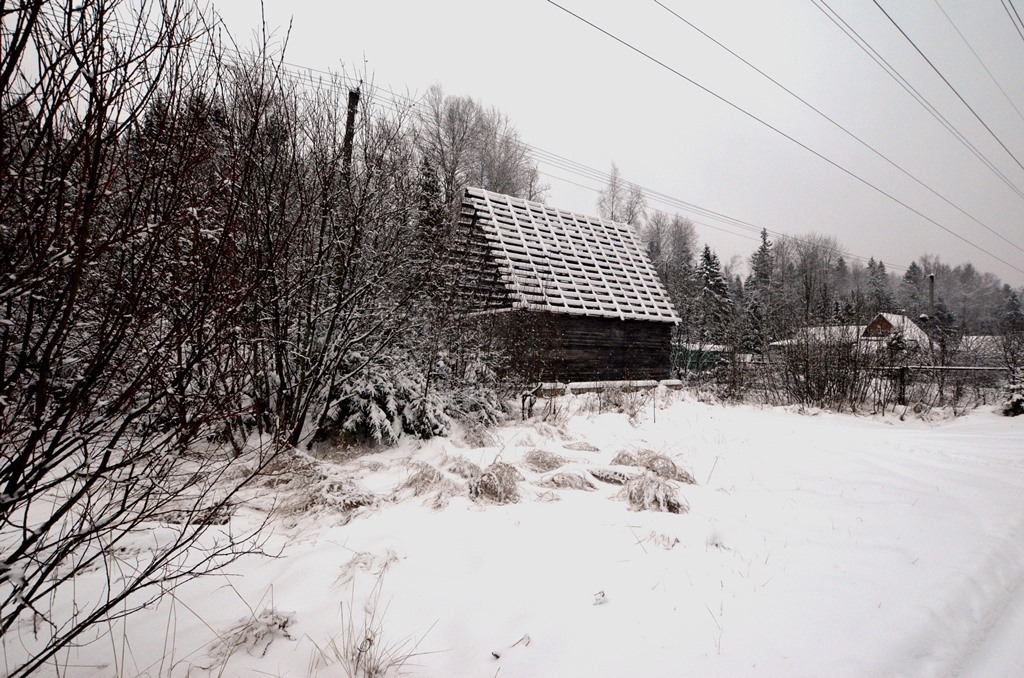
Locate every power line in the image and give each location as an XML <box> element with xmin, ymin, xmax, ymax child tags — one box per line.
<box><xmin>183</xmin><ymin>28</ymin><xmax>900</xmax><ymax>269</ymax></box>
<box><xmin>546</xmin><ymin>1</ymin><xmax>1024</xmax><ymax>276</ymax></box>
<box><xmin>813</xmin><ymin>0</ymin><xmax>1024</xmax><ymax>205</ymax></box>
<box><xmin>105</xmin><ymin>12</ymin><xmax>996</xmax><ymax>276</ymax></box>
<box><xmin>933</xmin><ymin>0</ymin><xmax>1024</xmax><ymax>129</ymax></box>
<box><xmin>531</xmin><ymin>148</ymin><xmax>907</xmax><ymax>271</ymax></box>
<box><xmin>872</xmin><ymin>0</ymin><xmax>1024</xmax><ymax>179</ymax></box>
<box><xmin>653</xmin><ymin>0</ymin><xmax>1024</xmax><ymax>256</ymax></box>
<box><xmin>213</xmin><ymin>21</ymin><xmax>968</xmax><ymax>274</ymax></box>
<box><xmin>1002</xmin><ymin>0</ymin><xmax>1024</xmax><ymax>48</ymax></box>
<box><xmin>258</xmin><ymin>61</ymin><xmax>913</xmax><ymax>272</ymax></box>
<box><xmin>536</xmin><ymin>169</ymin><xmax>762</xmax><ymax>244</ymax></box>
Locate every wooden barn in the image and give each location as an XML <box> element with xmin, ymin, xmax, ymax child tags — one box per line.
<box><xmin>457</xmin><ymin>186</ymin><xmax>679</xmax><ymax>382</ymax></box>
<box><xmin>863</xmin><ymin>312</ymin><xmax>931</xmax><ymax>350</ymax></box>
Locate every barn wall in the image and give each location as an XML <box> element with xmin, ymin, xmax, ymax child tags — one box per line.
<box><xmin>864</xmin><ymin>316</ymin><xmax>893</xmax><ymax>337</ymax></box>
<box><xmin>495</xmin><ymin>311</ymin><xmax>673</xmax><ymax>382</ymax></box>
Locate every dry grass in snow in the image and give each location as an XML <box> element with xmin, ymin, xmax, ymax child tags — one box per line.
<box><xmin>15</xmin><ymin>393</ymin><xmax>1024</xmax><ymax>677</ymax></box>
<box><xmin>611</xmin><ymin>449</ymin><xmax>696</xmax><ymax>484</ymax></box>
<box><xmin>468</xmin><ymin>462</ymin><xmax>523</xmax><ymax>504</ymax></box>
<box><xmin>622</xmin><ymin>471</ymin><xmax>689</xmax><ymax>514</ymax></box>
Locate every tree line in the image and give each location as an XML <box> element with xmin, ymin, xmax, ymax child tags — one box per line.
<box><xmin>596</xmin><ymin>168</ymin><xmax>1024</xmax><ymax>358</ymax></box>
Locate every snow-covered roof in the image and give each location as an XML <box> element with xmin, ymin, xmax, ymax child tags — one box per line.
<box><xmin>459</xmin><ymin>187</ymin><xmax>679</xmax><ymax>324</ymax></box>
<box><xmin>868</xmin><ymin>313</ymin><xmax>931</xmax><ymax>347</ymax></box>
<box><xmin>769</xmin><ymin>325</ymin><xmax>864</xmax><ymax>347</ymax></box>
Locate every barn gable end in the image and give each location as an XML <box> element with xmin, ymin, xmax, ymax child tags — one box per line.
<box><xmin>864</xmin><ymin>312</ymin><xmax>931</xmax><ymax>348</ymax></box>
<box><xmin>457</xmin><ymin>187</ymin><xmax>679</xmax><ymax>382</ymax></box>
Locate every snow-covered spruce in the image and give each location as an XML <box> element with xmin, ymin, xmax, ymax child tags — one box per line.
<box><xmin>1002</xmin><ymin>368</ymin><xmax>1024</xmax><ymax>416</ymax></box>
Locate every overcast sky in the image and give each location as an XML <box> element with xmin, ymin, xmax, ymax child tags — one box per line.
<box><xmin>211</xmin><ymin>0</ymin><xmax>1024</xmax><ymax>286</ymax></box>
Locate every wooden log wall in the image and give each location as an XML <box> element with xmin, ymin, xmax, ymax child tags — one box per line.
<box><xmin>492</xmin><ymin>310</ymin><xmax>673</xmax><ymax>382</ymax></box>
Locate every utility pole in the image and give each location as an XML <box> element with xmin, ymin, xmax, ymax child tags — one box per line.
<box><xmin>928</xmin><ymin>273</ymin><xmax>935</xmax><ymax>317</ymax></box>
<box><xmin>340</xmin><ymin>87</ymin><xmax>361</xmax><ymax>190</ymax></box>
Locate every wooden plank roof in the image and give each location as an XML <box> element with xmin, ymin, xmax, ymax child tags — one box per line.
<box><xmin>460</xmin><ymin>186</ymin><xmax>680</xmax><ymax>324</ymax></box>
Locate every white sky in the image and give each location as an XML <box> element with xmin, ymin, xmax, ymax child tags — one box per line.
<box><xmin>210</xmin><ymin>0</ymin><xmax>1024</xmax><ymax>286</ymax></box>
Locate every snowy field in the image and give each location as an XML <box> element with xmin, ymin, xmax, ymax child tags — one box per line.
<box><xmin>10</xmin><ymin>393</ymin><xmax>1024</xmax><ymax>677</ymax></box>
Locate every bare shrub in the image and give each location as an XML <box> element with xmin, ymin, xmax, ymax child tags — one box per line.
<box><xmin>458</xmin><ymin>421</ymin><xmax>496</xmax><ymax>449</ymax></box>
<box><xmin>162</xmin><ymin>504</ymin><xmax>235</xmax><ymax>526</ymax></box>
<box><xmin>521</xmin><ymin>449</ymin><xmax>570</xmax><ymax>473</ymax></box>
<box><xmin>538</xmin><ymin>472</ymin><xmax>597</xmax><ymax>492</ymax></box>
<box><xmin>0</xmin><ymin>5</ymin><xmax>281</xmax><ymax>671</ymax></box>
<box><xmin>259</xmin><ymin>451</ymin><xmax>323</xmax><ymax>490</ymax></box>
<box><xmin>311</xmin><ymin>575</ymin><xmax>434</xmax><ymax>678</ymax></box>
<box><xmin>595</xmin><ymin>384</ymin><xmax>652</xmax><ymax>422</ymax></box>
<box><xmin>762</xmin><ymin>338</ymin><xmax>875</xmax><ymax>410</ymax></box>
<box><xmin>211</xmin><ymin>609</ymin><xmax>295</xmax><ymax>663</ymax></box>
<box><xmin>539</xmin><ymin>396</ymin><xmax>572</xmax><ymax>425</ymax></box>
<box><xmin>468</xmin><ymin>462</ymin><xmax>523</xmax><ymax>504</ymax></box>
<box><xmin>622</xmin><ymin>472</ymin><xmax>688</xmax><ymax>514</ymax></box>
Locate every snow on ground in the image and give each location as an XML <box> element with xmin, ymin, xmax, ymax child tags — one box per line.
<box><xmin>12</xmin><ymin>393</ymin><xmax>1024</xmax><ymax>677</ymax></box>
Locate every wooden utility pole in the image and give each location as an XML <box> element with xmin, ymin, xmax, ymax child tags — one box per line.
<box><xmin>341</xmin><ymin>87</ymin><xmax>360</xmax><ymax>189</ymax></box>
<box><xmin>928</xmin><ymin>273</ymin><xmax>935</xmax><ymax>317</ymax></box>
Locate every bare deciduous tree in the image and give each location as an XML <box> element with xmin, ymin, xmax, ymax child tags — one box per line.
<box><xmin>415</xmin><ymin>85</ymin><xmax>544</xmax><ymax>205</ymax></box>
<box><xmin>0</xmin><ymin>4</ymin><xmax>289</xmax><ymax>674</ymax></box>
<box><xmin>597</xmin><ymin>163</ymin><xmax>646</xmax><ymax>227</ymax></box>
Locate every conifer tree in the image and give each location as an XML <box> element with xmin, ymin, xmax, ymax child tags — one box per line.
<box><xmin>743</xmin><ymin>229</ymin><xmax>777</xmax><ymax>350</ymax></box>
<box><xmin>867</xmin><ymin>258</ymin><xmax>894</xmax><ymax>314</ymax></box>
<box><xmin>696</xmin><ymin>245</ymin><xmax>733</xmax><ymax>344</ymax></box>
<box><xmin>1002</xmin><ymin>285</ymin><xmax>1024</xmax><ymax>332</ymax></box>
<box><xmin>900</xmin><ymin>261</ymin><xmax>925</xmax><ymax>316</ymax></box>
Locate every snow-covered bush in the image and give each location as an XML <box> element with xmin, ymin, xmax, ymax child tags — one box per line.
<box><xmin>622</xmin><ymin>472</ymin><xmax>689</xmax><ymax>514</ymax></box>
<box><xmin>522</xmin><ymin>449</ymin><xmax>570</xmax><ymax>473</ymax></box>
<box><xmin>598</xmin><ymin>383</ymin><xmax>652</xmax><ymax>423</ymax></box>
<box><xmin>468</xmin><ymin>462</ymin><xmax>523</xmax><ymax>504</ymax></box>
<box><xmin>611</xmin><ymin>449</ymin><xmax>696</xmax><ymax>484</ymax></box>
<box><xmin>1002</xmin><ymin>369</ymin><xmax>1024</xmax><ymax>416</ymax></box>
<box><xmin>394</xmin><ymin>462</ymin><xmax>461</xmax><ymax>509</ymax></box>
<box><xmin>297</xmin><ymin>475</ymin><xmax>378</xmax><ymax>519</ymax></box>
<box><xmin>446</xmin><ymin>357</ymin><xmax>511</xmax><ymax>429</ymax></box>
<box><xmin>322</xmin><ymin>355</ymin><xmax>449</xmax><ymax>445</ymax></box>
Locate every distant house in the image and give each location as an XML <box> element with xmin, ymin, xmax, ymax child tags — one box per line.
<box><xmin>767</xmin><ymin>314</ymin><xmax>929</xmax><ymax>357</ymax></box>
<box><xmin>956</xmin><ymin>335</ymin><xmax>1004</xmax><ymax>367</ymax></box>
<box><xmin>862</xmin><ymin>312</ymin><xmax>931</xmax><ymax>350</ymax></box>
<box><xmin>457</xmin><ymin>186</ymin><xmax>679</xmax><ymax>382</ymax></box>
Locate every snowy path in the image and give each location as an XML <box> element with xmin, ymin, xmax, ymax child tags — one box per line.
<box><xmin>961</xmin><ymin>581</ymin><xmax>1024</xmax><ymax>677</ymax></box>
<box><xmin>19</xmin><ymin>399</ymin><xmax>1024</xmax><ymax>677</ymax></box>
